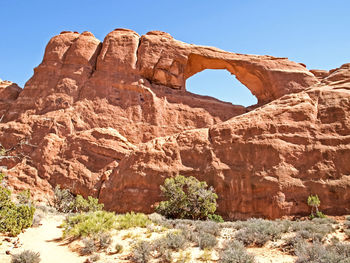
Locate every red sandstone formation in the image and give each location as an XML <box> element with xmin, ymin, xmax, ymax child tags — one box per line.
<box><xmin>0</xmin><ymin>28</ymin><xmax>349</xmax><ymax>219</ymax></box>
<box><xmin>0</xmin><ymin>80</ymin><xmax>22</xmax><ymax>117</ymax></box>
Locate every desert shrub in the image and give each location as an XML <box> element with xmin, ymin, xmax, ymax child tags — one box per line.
<box><xmin>274</xmin><ymin>219</ymin><xmax>294</xmax><ymax>232</ymax></box>
<box><xmin>234</xmin><ymin>218</ymin><xmax>286</xmax><ymax>246</ymax></box>
<box><xmin>219</xmin><ymin>240</ymin><xmax>255</xmax><ymax>263</ymax></box>
<box><xmin>132</xmin><ymin>240</ymin><xmax>151</xmax><ymax>263</ymax></box>
<box><xmin>162</xmin><ymin>250</ymin><xmax>173</xmax><ymax>263</ymax></box>
<box><xmin>175</xmin><ymin>223</ymin><xmax>198</xmax><ymax>243</ymax></box>
<box><xmin>291</xmin><ymin>219</ymin><xmax>334</xmax><ymax>242</ymax></box>
<box><xmin>153</xmin><ymin>231</ymin><xmax>187</xmax><ymax>253</ymax></box>
<box><xmin>0</xmin><ymin>147</ymin><xmax>5</xmax><ymax>156</ymax></box>
<box><xmin>114</xmin><ymin>243</ymin><xmax>123</xmax><ymax>253</ymax></box>
<box><xmin>116</xmin><ymin>212</ymin><xmax>151</xmax><ymax>229</ymax></box>
<box><xmin>53</xmin><ymin>185</ymin><xmax>75</xmax><ymax>213</ymax></box>
<box><xmin>32</xmin><ymin>210</ymin><xmax>44</xmax><ymax>227</ymax></box>
<box><xmin>195</xmin><ymin>220</ymin><xmax>220</xmax><ymax>236</ymax></box>
<box><xmin>219</xmin><ymin>221</ymin><xmax>237</xmax><ymax>229</ymax></box>
<box><xmin>164</xmin><ymin>231</ymin><xmax>187</xmax><ymax>250</ymax></box>
<box><xmin>16</xmin><ymin>190</ymin><xmax>32</xmax><ymax>205</ymax></box>
<box><xmin>74</xmin><ymin>194</ymin><xmax>104</xmax><ymax>212</ymax></box>
<box><xmin>307</xmin><ymin>194</ymin><xmax>325</xmax><ymax>219</ymax></box>
<box><xmin>53</xmin><ymin>185</ymin><xmax>103</xmax><ymax>213</ymax></box>
<box><xmin>345</xmin><ymin>216</ymin><xmax>350</xmax><ymax>224</ymax></box>
<box><xmin>61</xmin><ymin>211</ymin><xmax>117</xmax><ymax>238</ymax></box>
<box><xmin>199</xmin><ymin>248</ymin><xmax>212</xmax><ymax>262</ymax></box>
<box><xmin>0</xmin><ymin>174</ymin><xmax>35</xmax><ymax>236</ymax></box>
<box><xmin>11</xmin><ymin>250</ymin><xmax>41</xmax><ymax>263</ymax></box>
<box><xmin>345</xmin><ymin>229</ymin><xmax>350</xmax><ymax>239</ymax></box>
<box><xmin>176</xmin><ymin>251</ymin><xmax>191</xmax><ymax>263</ymax></box>
<box><xmin>97</xmin><ymin>232</ymin><xmax>112</xmax><ymax>249</ymax></box>
<box><xmin>197</xmin><ymin>232</ymin><xmax>217</xmax><ymax>249</ymax></box>
<box><xmin>295</xmin><ymin>241</ymin><xmax>350</xmax><ymax>263</ymax></box>
<box><xmin>344</xmin><ymin>216</ymin><xmax>350</xmax><ymax>239</ymax></box>
<box><xmin>35</xmin><ymin>204</ymin><xmax>55</xmax><ymax>214</ymax></box>
<box><xmin>155</xmin><ymin>175</ymin><xmax>218</xmax><ymax>220</ymax></box>
<box><xmin>281</xmin><ymin>235</ymin><xmax>306</xmax><ymax>254</ymax></box>
<box><xmin>333</xmin><ymin>242</ymin><xmax>350</xmax><ymax>258</ymax></box>
<box><xmin>310</xmin><ymin>211</ymin><xmax>326</xmax><ymax>219</ymax></box>
<box><xmin>88</xmin><ymin>253</ymin><xmax>100</xmax><ymax>262</ymax></box>
<box><xmin>81</xmin><ymin>238</ymin><xmax>97</xmax><ymax>255</ymax></box>
<box><xmin>208</xmin><ymin>213</ymin><xmax>224</xmax><ymax>223</ymax></box>
<box><xmin>151</xmin><ymin>238</ymin><xmax>171</xmax><ymax>261</ymax></box>
<box><xmin>311</xmin><ymin>217</ymin><xmax>337</xmax><ymax>225</ymax></box>
<box><xmin>148</xmin><ymin>213</ymin><xmax>168</xmax><ymax>225</ymax></box>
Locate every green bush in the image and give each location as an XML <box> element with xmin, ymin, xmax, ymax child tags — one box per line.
<box><xmin>74</xmin><ymin>194</ymin><xmax>104</xmax><ymax>213</ymax></box>
<box><xmin>208</xmin><ymin>213</ymin><xmax>224</xmax><ymax>223</ymax></box>
<box><xmin>0</xmin><ymin>176</ymin><xmax>35</xmax><ymax>236</ymax></box>
<box><xmin>155</xmin><ymin>175</ymin><xmax>219</xmax><ymax>220</ymax></box>
<box><xmin>309</xmin><ymin>211</ymin><xmax>326</xmax><ymax>219</ymax></box>
<box><xmin>219</xmin><ymin>240</ymin><xmax>255</xmax><ymax>263</ymax></box>
<box><xmin>61</xmin><ymin>211</ymin><xmax>117</xmax><ymax>238</ymax></box>
<box><xmin>53</xmin><ymin>185</ymin><xmax>103</xmax><ymax>213</ymax></box>
<box><xmin>116</xmin><ymin>212</ymin><xmax>151</xmax><ymax>229</ymax></box>
<box><xmin>307</xmin><ymin>195</ymin><xmax>325</xmax><ymax>219</ymax></box>
<box><xmin>11</xmin><ymin>250</ymin><xmax>41</xmax><ymax>263</ymax></box>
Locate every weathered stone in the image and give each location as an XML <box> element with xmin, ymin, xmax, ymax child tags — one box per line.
<box><xmin>1</xmin><ymin>29</ymin><xmax>349</xmax><ymax>219</ymax></box>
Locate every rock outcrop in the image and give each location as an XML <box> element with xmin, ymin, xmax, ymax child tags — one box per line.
<box><xmin>1</xmin><ymin>28</ymin><xmax>349</xmax><ymax>219</ymax></box>
<box><xmin>0</xmin><ymin>80</ymin><xmax>22</xmax><ymax>117</ymax></box>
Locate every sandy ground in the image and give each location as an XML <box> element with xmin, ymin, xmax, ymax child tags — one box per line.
<box><xmin>247</xmin><ymin>247</ymin><xmax>296</xmax><ymax>263</ymax></box>
<box><xmin>0</xmin><ymin>214</ymin><xmax>87</xmax><ymax>263</ymax></box>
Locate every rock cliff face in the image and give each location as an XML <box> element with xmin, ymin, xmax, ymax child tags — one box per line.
<box><xmin>0</xmin><ymin>80</ymin><xmax>22</xmax><ymax>118</ymax></box>
<box><xmin>1</xmin><ymin>28</ymin><xmax>349</xmax><ymax>219</ymax></box>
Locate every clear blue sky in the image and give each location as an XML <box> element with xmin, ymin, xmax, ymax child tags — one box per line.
<box><xmin>1</xmin><ymin>1</ymin><xmax>349</xmax><ymax>106</ymax></box>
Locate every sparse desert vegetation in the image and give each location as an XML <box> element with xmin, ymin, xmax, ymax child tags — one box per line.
<box><xmin>1</xmin><ymin>177</ymin><xmax>350</xmax><ymax>262</ymax></box>
<box><xmin>0</xmin><ymin>172</ymin><xmax>35</xmax><ymax>236</ymax></box>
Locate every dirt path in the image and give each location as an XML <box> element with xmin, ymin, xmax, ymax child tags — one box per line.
<box><xmin>0</xmin><ymin>214</ymin><xmax>86</xmax><ymax>263</ymax></box>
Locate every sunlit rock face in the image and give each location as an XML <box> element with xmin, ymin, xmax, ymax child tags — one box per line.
<box><xmin>1</xmin><ymin>28</ymin><xmax>350</xmax><ymax>219</ymax></box>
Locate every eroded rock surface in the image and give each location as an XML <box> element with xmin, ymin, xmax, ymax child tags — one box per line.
<box><xmin>0</xmin><ymin>80</ymin><xmax>22</xmax><ymax>117</ymax></box>
<box><xmin>1</xmin><ymin>28</ymin><xmax>349</xmax><ymax>218</ymax></box>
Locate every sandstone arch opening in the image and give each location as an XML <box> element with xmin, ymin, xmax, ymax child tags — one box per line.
<box><xmin>186</xmin><ymin>69</ymin><xmax>258</xmax><ymax>107</ymax></box>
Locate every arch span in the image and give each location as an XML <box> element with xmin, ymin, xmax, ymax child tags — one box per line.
<box><xmin>136</xmin><ymin>31</ymin><xmax>318</xmax><ymax>104</ymax></box>
<box><xmin>184</xmin><ymin>53</ymin><xmax>288</xmax><ymax>104</ymax></box>
<box><xmin>186</xmin><ymin>69</ymin><xmax>257</xmax><ymax>107</ymax></box>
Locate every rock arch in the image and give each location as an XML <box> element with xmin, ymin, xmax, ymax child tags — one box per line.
<box><xmin>137</xmin><ymin>31</ymin><xmax>319</xmax><ymax>104</ymax></box>
<box><xmin>184</xmin><ymin>53</ymin><xmax>316</xmax><ymax>104</ymax></box>
<box><xmin>185</xmin><ymin>68</ymin><xmax>258</xmax><ymax>106</ymax></box>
